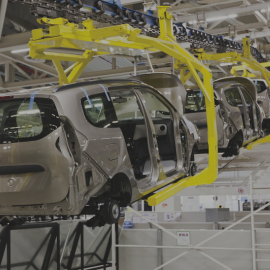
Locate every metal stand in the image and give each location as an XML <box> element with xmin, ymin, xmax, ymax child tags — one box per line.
<box><xmin>111</xmin><ymin>223</ymin><xmax>119</xmax><ymax>270</ymax></box>
<box><xmin>0</xmin><ymin>220</ymin><xmax>117</xmax><ymax>270</ymax></box>
<box><xmin>0</xmin><ymin>222</ymin><xmax>60</xmax><ymax>270</ymax></box>
<box><xmin>61</xmin><ymin>221</ymin><xmax>113</xmax><ymax>270</ymax></box>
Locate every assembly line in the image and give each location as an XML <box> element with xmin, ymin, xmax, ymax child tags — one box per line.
<box><xmin>0</xmin><ymin>1</ymin><xmax>270</xmax><ymax>269</ymax></box>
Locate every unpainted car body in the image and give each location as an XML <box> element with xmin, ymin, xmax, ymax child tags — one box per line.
<box><xmin>0</xmin><ymin>80</ymin><xmax>199</xmax><ymax>219</ymax></box>
<box><xmin>185</xmin><ymin>77</ymin><xmax>264</xmax><ymax>156</ymax></box>
<box><xmin>253</xmin><ymin>79</ymin><xmax>270</xmax><ymax>118</ymax></box>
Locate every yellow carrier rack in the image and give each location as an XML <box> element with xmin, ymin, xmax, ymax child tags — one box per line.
<box><xmin>27</xmin><ymin>5</ymin><xmax>270</xmax><ymax>206</ymax></box>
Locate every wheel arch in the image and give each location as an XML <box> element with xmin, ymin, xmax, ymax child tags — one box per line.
<box><xmin>100</xmin><ymin>172</ymin><xmax>132</xmax><ymax>207</ymax></box>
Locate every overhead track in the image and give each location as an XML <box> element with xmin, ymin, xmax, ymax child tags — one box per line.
<box><xmin>17</xmin><ymin>0</ymin><xmax>265</xmax><ymax>63</ymax></box>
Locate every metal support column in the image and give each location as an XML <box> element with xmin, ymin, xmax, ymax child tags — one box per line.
<box><xmin>111</xmin><ymin>224</ymin><xmax>116</xmax><ymax>270</ymax></box>
<box><xmin>250</xmin><ymin>177</ymin><xmax>257</xmax><ymax>270</ymax></box>
<box><xmin>0</xmin><ymin>0</ymin><xmax>8</xmax><ymax>41</ymax></box>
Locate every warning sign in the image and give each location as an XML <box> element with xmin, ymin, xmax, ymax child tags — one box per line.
<box><xmin>236</xmin><ymin>187</ymin><xmax>246</xmax><ymax>195</ymax></box>
<box><xmin>176</xmin><ymin>231</ymin><xmax>190</xmax><ymax>246</ymax></box>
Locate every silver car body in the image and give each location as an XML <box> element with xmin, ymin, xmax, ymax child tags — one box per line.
<box><xmin>253</xmin><ymin>79</ymin><xmax>270</xmax><ymax>118</ymax></box>
<box><xmin>185</xmin><ymin>77</ymin><xmax>264</xmax><ymax>153</ymax></box>
<box><xmin>0</xmin><ymin>80</ymin><xmax>199</xmax><ymax>216</ymax></box>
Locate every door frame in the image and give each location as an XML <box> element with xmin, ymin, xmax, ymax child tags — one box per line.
<box><xmin>238</xmin><ymin>86</ymin><xmax>258</xmax><ymax>136</ymax></box>
<box><xmin>136</xmin><ymin>87</ymin><xmax>185</xmax><ymax>175</ymax></box>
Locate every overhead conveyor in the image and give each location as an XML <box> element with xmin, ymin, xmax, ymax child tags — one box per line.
<box><xmin>27</xmin><ymin>4</ymin><xmax>219</xmax><ymax>206</ymax></box>
<box><xmin>18</xmin><ymin>0</ymin><xmax>265</xmax><ymax>62</ymax></box>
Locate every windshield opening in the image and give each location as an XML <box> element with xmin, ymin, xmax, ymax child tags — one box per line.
<box><xmin>254</xmin><ymin>80</ymin><xmax>267</xmax><ymax>93</ymax></box>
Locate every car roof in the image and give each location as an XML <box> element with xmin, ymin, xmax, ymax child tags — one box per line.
<box><xmin>53</xmin><ymin>79</ymin><xmax>143</xmax><ymax>93</ymax></box>
<box><xmin>214</xmin><ymin>76</ymin><xmax>257</xmax><ymax>101</ymax></box>
<box><xmin>1</xmin><ymin>79</ymin><xmax>144</xmax><ymax>98</ymax></box>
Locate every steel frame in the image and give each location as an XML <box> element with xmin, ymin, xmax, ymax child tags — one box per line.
<box><xmin>193</xmin><ymin>38</ymin><xmax>270</xmax><ymax>151</ymax></box>
<box><xmin>60</xmin><ymin>221</ymin><xmax>114</xmax><ymax>270</ymax></box>
<box><xmin>0</xmin><ymin>221</ymin><xmax>115</xmax><ymax>270</ymax></box>
<box><xmin>195</xmin><ymin>38</ymin><xmax>270</xmax><ymax>88</ymax></box>
<box><xmin>0</xmin><ymin>222</ymin><xmax>60</xmax><ymax>270</ymax></box>
<box><xmin>27</xmin><ymin>5</ymin><xmax>218</xmax><ymax>206</ymax></box>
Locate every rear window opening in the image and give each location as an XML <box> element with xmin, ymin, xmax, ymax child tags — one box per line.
<box><xmin>0</xmin><ymin>98</ymin><xmax>60</xmax><ymax>144</ymax></box>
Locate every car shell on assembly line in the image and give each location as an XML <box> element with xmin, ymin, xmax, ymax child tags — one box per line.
<box><xmin>0</xmin><ymin>79</ymin><xmax>199</xmax><ymax>221</ymax></box>
<box><xmin>185</xmin><ymin>77</ymin><xmax>264</xmax><ymax>156</ymax></box>
<box><xmin>253</xmin><ymin>79</ymin><xmax>270</xmax><ymax>118</ymax></box>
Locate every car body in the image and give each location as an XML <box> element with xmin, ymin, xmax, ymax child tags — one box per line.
<box><xmin>253</xmin><ymin>79</ymin><xmax>270</xmax><ymax>118</ymax></box>
<box><xmin>185</xmin><ymin>77</ymin><xmax>264</xmax><ymax>156</ymax></box>
<box><xmin>0</xmin><ymin>79</ymin><xmax>199</xmax><ymax>221</ymax></box>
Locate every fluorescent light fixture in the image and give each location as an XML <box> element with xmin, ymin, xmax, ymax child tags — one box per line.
<box><xmin>261</xmin><ymin>9</ymin><xmax>266</xmax><ymax>12</ymax></box>
<box><xmin>228</xmin><ymin>14</ymin><xmax>238</xmax><ymax>18</ymax></box>
<box><xmin>188</xmin><ymin>20</ymin><xmax>197</xmax><ymax>24</ymax></box>
<box><xmin>206</xmin><ymin>16</ymin><xmax>227</xmax><ymax>22</ymax></box>
<box><xmin>206</xmin><ymin>14</ymin><xmax>238</xmax><ymax>22</ymax></box>
<box><xmin>11</xmin><ymin>48</ymin><xmax>30</xmax><ymax>54</ymax></box>
<box><xmin>220</xmin><ymin>62</ymin><xmax>233</xmax><ymax>66</ymax></box>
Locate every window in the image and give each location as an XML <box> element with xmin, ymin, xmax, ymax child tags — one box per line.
<box><xmin>224</xmin><ymin>88</ymin><xmax>243</xmax><ymax>107</ymax></box>
<box><xmin>185</xmin><ymin>91</ymin><xmax>206</xmax><ymax>113</ymax></box>
<box><xmin>110</xmin><ymin>90</ymin><xmax>144</xmax><ymax>121</ymax></box>
<box><xmin>254</xmin><ymin>80</ymin><xmax>267</xmax><ymax>93</ymax></box>
<box><xmin>140</xmin><ymin>91</ymin><xmax>171</xmax><ymax>119</ymax></box>
<box><xmin>239</xmin><ymin>87</ymin><xmax>252</xmax><ymax>106</ymax></box>
<box><xmin>0</xmin><ymin>98</ymin><xmax>60</xmax><ymax>144</ymax></box>
<box><xmin>82</xmin><ymin>93</ymin><xmax>118</xmax><ymax>128</ymax></box>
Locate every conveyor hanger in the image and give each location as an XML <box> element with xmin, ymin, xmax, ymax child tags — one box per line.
<box><xmin>193</xmin><ymin>44</ymin><xmax>270</xmax><ymax>152</ymax></box>
<box><xmin>28</xmin><ymin>5</ymin><xmax>219</xmax><ymax>206</ymax></box>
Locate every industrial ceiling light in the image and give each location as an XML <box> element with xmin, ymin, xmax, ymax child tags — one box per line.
<box><xmin>228</xmin><ymin>14</ymin><xmax>238</xmax><ymax>18</ymax></box>
<box><xmin>11</xmin><ymin>48</ymin><xmax>30</xmax><ymax>54</ymax></box>
<box><xmin>206</xmin><ymin>14</ymin><xmax>238</xmax><ymax>22</ymax></box>
<box><xmin>220</xmin><ymin>62</ymin><xmax>233</xmax><ymax>66</ymax></box>
<box><xmin>206</xmin><ymin>16</ymin><xmax>227</xmax><ymax>22</ymax></box>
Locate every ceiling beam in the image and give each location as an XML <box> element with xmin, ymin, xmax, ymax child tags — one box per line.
<box><xmin>0</xmin><ymin>52</ymin><xmax>58</xmax><ymax>77</ymax></box>
<box><xmin>0</xmin><ymin>0</ymin><xmax>8</xmax><ymax>41</ymax></box>
<box><xmin>0</xmin><ymin>32</ymin><xmax>31</xmax><ymax>53</ymax></box>
<box><xmin>175</xmin><ymin>2</ymin><xmax>269</xmax><ymax>23</ymax></box>
<box><xmin>171</xmin><ymin>0</ymin><xmax>243</xmax><ymax>13</ymax></box>
<box><xmin>3</xmin><ymin>65</ymin><xmax>171</xmax><ymax>90</ymax></box>
<box><xmin>205</xmin><ymin>22</ymin><xmax>265</xmax><ymax>35</ymax></box>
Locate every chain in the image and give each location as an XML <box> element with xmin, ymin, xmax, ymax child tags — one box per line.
<box><xmin>19</xmin><ymin>0</ymin><xmax>264</xmax><ymax>62</ymax></box>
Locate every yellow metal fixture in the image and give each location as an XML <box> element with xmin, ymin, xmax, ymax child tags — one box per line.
<box><xmin>245</xmin><ymin>135</ymin><xmax>270</xmax><ymax>150</ymax></box>
<box><xmin>28</xmin><ymin>5</ymin><xmax>218</xmax><ymax>206</ymax></box>
<box><xmin>230</xmin><ymin>65</ymin><xmax>257</xmax><ymax>78</ymax></box>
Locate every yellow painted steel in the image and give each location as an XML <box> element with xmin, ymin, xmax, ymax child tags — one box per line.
<box><xmin>29</xmin><ymin>5</ymin><xmax>218</xmax><ymax>206</ymax></box>
<box><xmin>146</xmin><ymin>38</ymin><xmax>270</xmax><ymax>206</ymax></box>
<box><xmin>245</xmin><ymin>134</ymin><xmax>270</xmax><ymax>150</ymax></box>
<box><xmin>231</xmin><ymin>65</ymin><xmax>257</xmax><ymax>78</ymax></box>
<box><xmin>195</xmin><ymin>38</ymin><xmax>270</xmax><ymax>90</ymax></box>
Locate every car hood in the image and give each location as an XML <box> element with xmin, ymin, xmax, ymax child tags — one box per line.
<box><xmin>214</xmin><ymin>77</ymin><xmax>257</xmax><ymax>101</ymax></box>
